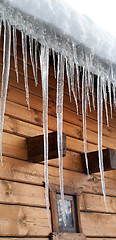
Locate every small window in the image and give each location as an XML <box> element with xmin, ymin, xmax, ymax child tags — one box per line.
<box><xmin>57</xmin><ymin>194</ymin><xmax>77</xmax><ymax>232</ymax></box>
<box><xmin>49</xmin><ymin>184</ymin><xmax>84</xmax><ymax>239</ymax></box>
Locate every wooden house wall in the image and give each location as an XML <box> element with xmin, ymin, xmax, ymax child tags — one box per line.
<box><xmin>0</xmin><ymin>29</ymin><xmax>116</xmax><ymax>239</ymax></box>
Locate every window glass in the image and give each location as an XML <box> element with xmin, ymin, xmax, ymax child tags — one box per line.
<box><xmin>57</xmin><ymin>194</ymin><xmax>76</xmax><ymax>232</ymax></box>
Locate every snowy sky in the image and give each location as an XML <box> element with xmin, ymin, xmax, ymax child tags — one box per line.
<box><xmin>64</xmin><ymin>0</ymin><xmax>116</xmax><ymax>37</ymax></box>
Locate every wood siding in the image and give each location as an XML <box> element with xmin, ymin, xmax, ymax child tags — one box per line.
<box><xmin>0</xmin><ymin>29</ymin><xmax>116</xmax><ymax>239</ymax></box>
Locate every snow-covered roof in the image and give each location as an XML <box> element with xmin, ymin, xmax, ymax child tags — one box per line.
<box><xmin>1</xmin><ymin>0</ymin><xmax>116</xmax><ymax>80</ymax></box>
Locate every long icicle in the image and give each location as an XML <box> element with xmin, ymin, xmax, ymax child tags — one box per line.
<box><xmin>66</xmin><ymin>57</ymin><xmax>71</xmax><ymax>102</ymax></box>
<box><xmin>0</xmin><ymin>21</ymin><xmax>11</xmax><ymax>164</ymax></box>
<box><xmin>108</xmin><ymin>80</ymin><xmax>112</xmax><ymax>118</ymax></box>
<box><xmin>91</xmin><ymin>73</ymin><xmax>95</xmax><ymax>110</ymax></box>
<box><xmin>70</xmin><ymin>61</ymin><xmax>78</xmax><ymax>114</ymax></box>
<box><xmin>102</xmin><ymin>81</ymin><xmax>109</xmax><ymax>127</ymax></box>
<box><xmin>52</xmin><ymin>49</ymin><xmax>56</xmax><ymax>79</ymax></box>
<box><xmin>40</xmin><ymin>45</ymin><xmax>50</xmax><ymax>226</ymax></box>
<box><xmin>0</xmin><ymin>18</ymin><xmax>2</xmax><ymax>38</ymax></box>
<box><xmin>112</xmin><ymin>82</ymin><xmax>116</xmax><ymax>109</ymax></box>
<box><xmin>57</xmin><ymin>53</ymin><xmax>66</xmax><ymax>225</ymax></box>
<box><xmin>82</xmin><ymin>67</ymin><xmax>89</xmax><ymax>176</ymax></box>
<box><xmin>35</xmin><ymin>39</ymin><xmax>38</xmax><ymax>85</ymax></box>
<box><xmin>97</xmin><ymin>75</ymin><xmax>107</xmax><ymax>209</ymax></box>
<box><xmin>76</xmin><ymin>64</ymin><xmax>80</xmax><ymax>100</ymax></box>
<box><xmin>86</xmin><ymin>71</ymin><xmax>91</xmax><ymax>112</ymax></box>
<box><xmin>13</xmin><ymin>26</ymin><xmax>18</xmax><ymax>83</ymax></box>
<box><xmin>29</xmin><ymin>35</ymin><xmax>37</xmax><ymax>86</ymax></box>
<box><xmin>21</xmin><ymin>31</ymin><xmax>30</xmax><ymax>109</ymax></box>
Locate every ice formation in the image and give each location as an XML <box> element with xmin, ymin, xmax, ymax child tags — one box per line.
<box><xmin>40</xmin><ymin>45</ymin><xmax>50</xmax><ymax>225</ymax></box>
<box><xmin>0</xmin><ymin>0</ymin><xmax>116</xmax><ymax>224</ymax></box>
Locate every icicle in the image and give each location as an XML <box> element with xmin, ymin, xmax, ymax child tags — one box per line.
<box><xmin>91</xmin><ymin>73</ymin><xmax>95</xmax><ymax>110</ymax></box>
<box><xmin>0</xmin><ymin>21</ymin><xmax>11</xmax><ymax>164</ymax></box>
<box><xmin>72</xmin><ymin>42</ymin><xmax>80</xmax><ymax>100</ymax></box>
<box><xmin>112</xmin><ymin>82</ymin><xmax>116</xmax><ymax>109</ymax></box>
<box><xmin>57</xmin><ymin>53</ymin><xmax>66</xmax><ymax>225</ymax></box>
<box><xmin>97</xmin><ymin>76</ymin><xmax>107</xmax><ymax>209</ymax></box>
<box><xmin>76</xmin><ymin>64</ymin><xmax>80</xmax><ymax>100</ymax></box>
<box><xmin>66</xmin><ymin>57</ymin><xmax>71</xmax><ymax>102</ymax></box>
<box><xmin>102</xmin><ymin>81</ymin><xmax>109</xmax><ymax>127</ymax></box>
<box><xmin>0</xmin><ymin>18</ymin><xmax>2</xmax><ymax>38</ymax></box>
<box><xmin>35</xmin><ymin>39</ymin><xmax>38</xmax><ymax>86</ymax></box>
<box><xmin>70</xmin><ymin>60</ymin><xmax>78</xmax><ymax>114</ymax></box>
<box><xmin>85</xmin><ymin>70</ymin><xmax>91</xmax><ymax>112</ymax></box>
<box><xmin>21</xmin><ymin>31</ymin><xmax>30</xmax><ymax>109</ymax></box>
<box><xmin>29</xmin><ymin>35</ymin><xmax>38</xmax><ymax>86</ymax></box>
<box><xmin>52</xmin><ymin>49</ymin><xmax>56</xmax><ymax>78</ymax></box>
<box><xmin>82</xmin><ymin>67</ymin><xmax>89</xmax><ymax>176</ymax></box>
<box><xmin>13</xmin><ymin>26</ymin><xmax>18</xmax><ymax>83</ymax></box>
<box><xmin>108</xmin><ymin>80</ymin><xmax>112</xmax><ymax>118</ymax></box>
<box><xmin>40</xmin><ymin>44</ymin><xmax>50</xmax><ymax>226</ymax></box>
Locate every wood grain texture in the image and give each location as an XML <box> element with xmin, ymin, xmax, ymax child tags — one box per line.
<box><xmin>0</xmin><ymin>205</ymin><xmax>51</xmax><ymax>236</ymax></box>
<box><xmin>4</xmin><ymin>99</ymin><xmax>116</xmax><ymax>146</ymax></box>
<box><xmin>0</xmin><ymin>180</ymin><xmax>46</xmax><ymax>207</ymax></box>
<box><xmin>80</xmin><ymin>193</ymin><xmax>116</xmax><ymax>213</ymax></box>
<box><xmin>0</xmin><ymin>178</ymin><xmax>116</xmax><ymax>214</ymax></box>
<box><xmin>87</xmin><ymin>239</ymin><xmax>116</xmax><ymax>240</ymax></box>
<box><xmin>50</xmin><ymin>233</ymin><xmax>86</xmax><ymax>240</ymax></box>
<box><xmin>2</xmin><ymin>103</ymin><xmax>116</xmax><ymax>157</ymax></box>
<box><xmin>81</xmin><ymin>212</ymin><xmax>116</xmax><ymax>237</ymax></box>
<box><xmin>0</xmin><ymin>237</ymin><xmax>49</xmax><ymax>240</ymax></box>
<box><xmin>1</xmin><ymin>156</ymin><xmax>116</xmax><ymax>197</ymax></box>
<box><xmin>27</xmin><ymin>132</ymin><xmax>66</xmax><ymax>163</ymax></box>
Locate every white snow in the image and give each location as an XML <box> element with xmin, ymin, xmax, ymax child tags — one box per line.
<box><xmin>65</xmin><ymin>0</ymin><xmax>116</xmax><ymax>37</ymax></box>
<box><xmin>4</xmin><ymin>0</ymin><xmax>116</xmax><ymax>64</ymax></box>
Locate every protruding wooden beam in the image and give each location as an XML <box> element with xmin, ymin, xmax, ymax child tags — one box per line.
<box><xmin>81</xmin><ymin>148</ymin><xmax>116</xmax><ymax>174</ymax></box>
<box><xmin>27</xmin><ymin>131</ymin><xmax>66</xmax><ymax>163</ymax></box>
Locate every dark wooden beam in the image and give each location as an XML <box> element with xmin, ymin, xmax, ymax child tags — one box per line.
<box><xmin>27</xmin><ymin>131</ymin><xmax>66</xmax><ymax>163</ymax></box>
<box><xmin>81</xmin><ymin>148</ymin><xmax>116</xmax><ymax>174</ymax></box>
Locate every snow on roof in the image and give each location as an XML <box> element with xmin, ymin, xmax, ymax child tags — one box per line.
<box><xmin>2</xmin><ymin>0</ymin><xmax>116</xmax><ymax>65</ymax></box>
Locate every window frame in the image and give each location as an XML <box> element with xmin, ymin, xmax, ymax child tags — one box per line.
<box><xmin>49</xmin><ymin>183</ymin><xmax>83</xmax><ymax>233</ymax></box>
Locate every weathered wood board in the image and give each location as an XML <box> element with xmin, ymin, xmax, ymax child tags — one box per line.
<box><xmin>0</xmin><ymin>205</ymin><xmax>51</xmax><ymax>236</ymax></box>
<box><xmin>1</xmin><ymin>156</ymin><xmax>116</xmax><ymax>197</ymax></box>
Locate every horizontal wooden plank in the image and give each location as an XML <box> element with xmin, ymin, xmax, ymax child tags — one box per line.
<box><xmin>81</xmin><ymin>211</ymin><xmax>116</xmax><ymax>237</ymax></box>
<box><xmin>80</xmin><ymin>193</ymin><xmax>116</xmax><ymax>213</ymax></box>
<box><xmin>2</xmin><ymin>132</ymin><xmax>27</xmax><ymax>160</ymax></box>
<box><xmin>2</xmin><ymin>113</ymin><xmax>116</xmax><ymax>163</ymax></box>
<box><xmin>0</xmin><ymin>204</ymin><xmax>51</xmax><ymax>236</ymax></box>
<box><xmin>4</xmin><ymin>100</ymin><xmax>116</xmax><ymax>151</ymax></box>
<box><xmin>0</xmin><ymin>178</ymin><xmax>116</xmax><ymax>214</ymax></box>
<box><xmin>87</xmin><ymin>239</ymin><xmax>116</xmax><ymax>240</ymax></box>
<box><xmin>2</xmin><ymin>130</ymin><xmax>98</xmax><ymax>161</ymax></box>
<box><xmin>0</xmin><ymin>179</ymin><xmax>46</xmax><ymax>207</ymax></box>
<box><xmin>0</xmin><ymin>237</ymin><xmax>49</xmax><ymax>240</ymax></box>
<box><xmin>1</xmin><ymin>82</ymin><xmax>115</xmax><ymax>151</ymax></box>
<box><xmin>51</xmin><ymin>233</ymin><xmax>86</xmax><ymax>240</ymax></box>
<box><xmin>1</xmin><ymin>156</ymin><xmax>116</xmax><ymax>197</ymax></box>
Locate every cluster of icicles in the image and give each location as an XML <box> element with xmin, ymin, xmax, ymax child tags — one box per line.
<box><xmin>0</xmin><ymin>20</ymin><xmax>116</xmax><ymax>226</ymax></box>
